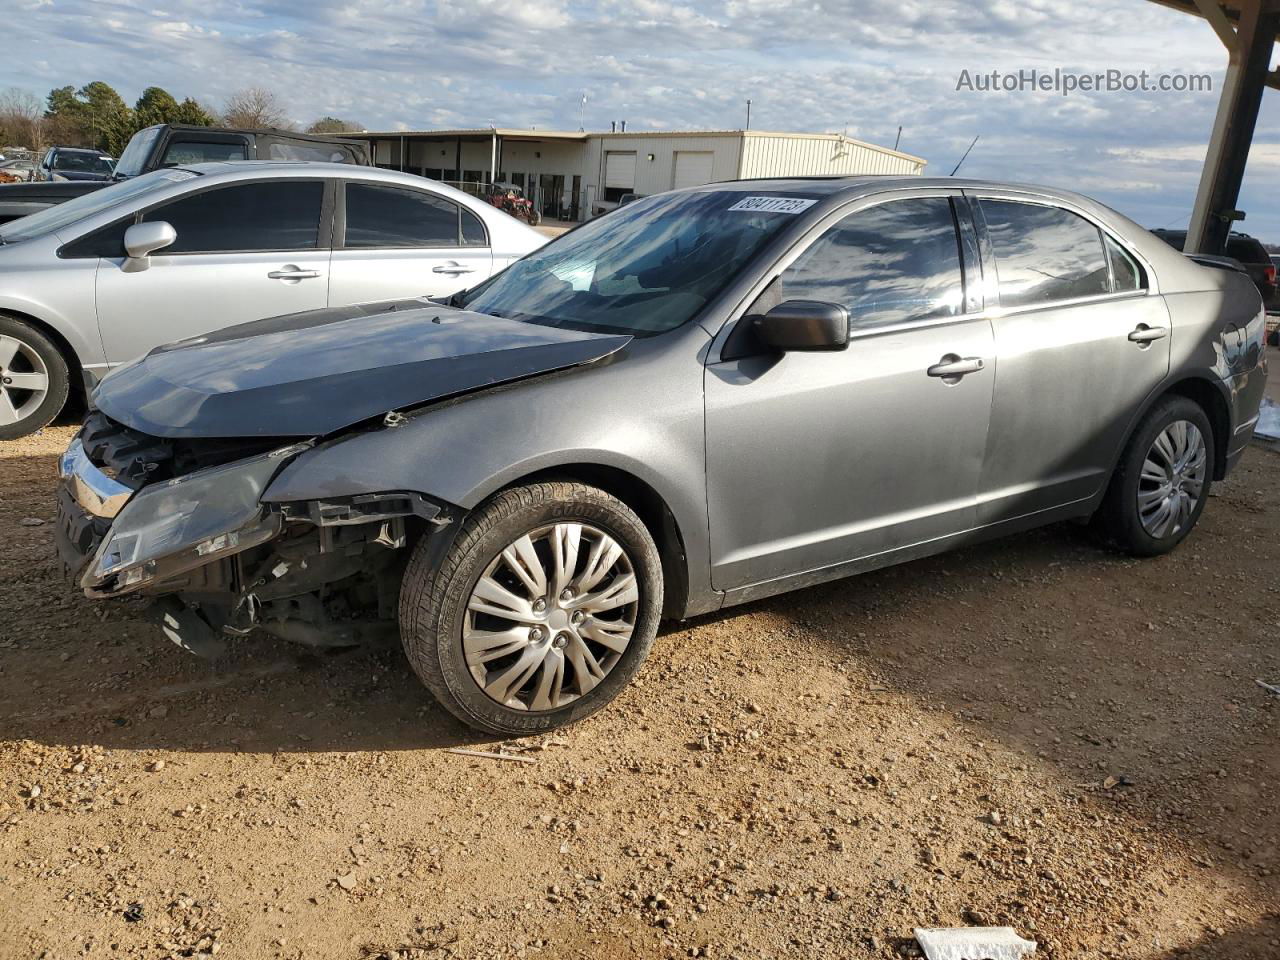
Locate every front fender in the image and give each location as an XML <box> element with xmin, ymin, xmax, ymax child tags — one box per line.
<box><xmin>0</xmin><ymin>286</ymin><xmax>104</xmax><ymax>372</ymax></box>
<box><xmin>261</xmin><ymin>328</ymin><xmax>715</xmax><ymax>613</ymax></box>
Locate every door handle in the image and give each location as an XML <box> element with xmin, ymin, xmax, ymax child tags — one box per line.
<box><xmin>927</xmin><ymin>355</ymin><xmax>986</xmax><ymax>380</ymax></box>
<box><xmin>432</xmin><ymin>262</ymin><xmax>476</xmax><ymax>276</ymax></box>
<box><xmin>267</xmin><ymin>266</ymin><xmax>322</xmax><ymax>281</ymax></box>
<box><xmin>1128</xmin><ymin>324</ymin><xmax>1168</xmax><ymax>344</ymax></box>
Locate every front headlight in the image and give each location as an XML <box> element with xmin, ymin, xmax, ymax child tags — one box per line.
<box><xmin>83</xmin><ymin>443</ymin><xmax>309</xmax><ymax>595</ymax></box>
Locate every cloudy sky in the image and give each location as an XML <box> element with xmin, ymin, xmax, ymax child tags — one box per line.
<box><xmin>7</xmin><ymin>0</ymin><xmax>1279</xmax><ymax>239</ymax></box>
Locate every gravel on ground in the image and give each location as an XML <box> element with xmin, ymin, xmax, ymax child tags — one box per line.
<box><xmin>1</xmin><ymin>421</ymin><xmax>1277</xmax><ymax>960</ymax></box>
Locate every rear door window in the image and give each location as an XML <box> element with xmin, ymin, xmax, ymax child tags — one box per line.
<box><xmin>344</xmin><ymin>182</ymin><xmax>464</xmax><ymax>247</ymax></box>
<box><xmin>980</xmin><ymin>199</ymin><xmax>1111</xmax><ymax>307</ymax></box>
<box><xmin>780</xmin><ymin>196</ymin><xmax>965</xmax><ymax>330</ymax></box>
<box><xmin>143</xmin><ymin>180</ymin><xmax>324</xmax><ymax>253</ymax></box>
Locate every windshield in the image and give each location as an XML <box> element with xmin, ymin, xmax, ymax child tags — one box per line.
<box><xmin>53</xmin><ymin>151</ymin><xmax>114</xmax><ymax>174</ymax></box>
<box><xmin>0</xmin><ymin>168</ymin><xmax>196</xmax><ymax>243</ymax></box>
<box><xmin>462</xmin><ymin>190</ymin><xmax>813</xmax><ymax>336</ymax></box>
<box><xmin>114</xmin><ymin>126</ymin><xmax>163</xmax><ymax>178</ymax></box>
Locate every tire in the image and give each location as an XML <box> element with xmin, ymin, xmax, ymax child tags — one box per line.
<box><xmin>1097</xmin><ymin>396</ymin><xmax>1213</xmax><ymax>556</ymax></box>
<box><xmin>0</xmin><ymin>316</ymin><xmax>70</xmax><ymax>441</ymax></box>
<box><xmin>399</xmin><ymin>482</ymin><xmax>663</xmax><ymax>735</ymax></box>
<box><xmin>527</xmin><ymin>209</ymin><xmax>541</xmax><ymax>227</ymax></box>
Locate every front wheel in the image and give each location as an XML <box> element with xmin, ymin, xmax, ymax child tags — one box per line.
<box><xmin>1097</xmin><ymin>396</ymin><xmax>1213</xmax><ymax>556</ymax></box>
<box><xmin>399</xmin><ymin>482</ymin><xmax>663</xmax><ymax>735</ymax></box>
<box><xmin>0</xmin><ymin>316</ymin><xmax>70</xmax><ymax>441</ymax></box>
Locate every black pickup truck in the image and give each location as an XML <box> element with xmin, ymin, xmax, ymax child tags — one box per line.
<box><xmin>0</xmin><ymin>124</ymin><xmax>369</xmax><ymax>224</ymax></box>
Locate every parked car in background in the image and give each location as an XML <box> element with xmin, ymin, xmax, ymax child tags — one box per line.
<box><xmin>0</xmin><ymin>161</ymin><xmax>544</xmax><ymax>438</ymax></box>
<box><xmin>54</xmin><ymin>178</ymin><xmax>1267</xmax><ymax>734</ymax></box>
<box><xmin>0</xmin><ymin>158</ymin><xmax>37</xmax><ymax>182</ymax></box>
<box><xmin>38</xmin><ymin>146</ymin><xmax>115</xmax><ymax>182</ymax></box>
<box><xmin>1152</xmin><ymin>228</ymin><xmax>1277</xmax><ymax>304</ymax></box>
<box><xmin>0</xmin><ymin>125</ymin><xmax>369</xmax><ymax>225</ymax></box>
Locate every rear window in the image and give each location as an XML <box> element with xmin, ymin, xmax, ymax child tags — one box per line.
<box><xmin>1225</xmin><ymin>236</ymin><xmax>1268</xmax><ymax>264</ymax></box>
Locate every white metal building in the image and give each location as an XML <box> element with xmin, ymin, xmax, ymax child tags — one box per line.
<box><xmin>361</xmin><ymin>128</ymin><xmax>925</xmax><ymax>221</ymax></box>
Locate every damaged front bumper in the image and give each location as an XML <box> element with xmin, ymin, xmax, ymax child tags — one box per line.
<box><xmin>59</xmin><ymin>433</ymin><xmax>308</xmax><ymax>597</ymax></box>
<box><xmin>56</xmin><ymin>427</ymin><xmax>453</xmax><ymax>654</ymax></box>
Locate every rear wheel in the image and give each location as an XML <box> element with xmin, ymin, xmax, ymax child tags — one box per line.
<box><xmin>0</xmin><ymin>316</ymin><xmax>69</xmax><ymax>441</ymax></box>
<box><xmin>399</xmin><ymin>482</ymin><xmax>662</xmax><ymax>735</ymax></box>
<box><xmin>1097</xmin><ymin>396</ymin><xmax>1213</xmax><ymax>556</ymax></box>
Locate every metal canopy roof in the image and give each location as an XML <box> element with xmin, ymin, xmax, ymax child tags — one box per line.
<box><xmin>1145</xmin><ymin>0</ymin><xmax>1277</xmax><ymax>252</ymax></box>
<box><xmin>1149</xmin><ymin>0</ymin><xmax>1279</xmax><ymax>86</ymax></box>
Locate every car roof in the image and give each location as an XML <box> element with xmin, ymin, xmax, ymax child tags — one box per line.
<box><xmin>683</xmin><ymin>175</ymin><xmax>1127</xmax><ymax>211</ymax></box>
<box><xmin>172</xmin><ymin>162</ymin><xmax>523</xmax><ymax>212</ymax></box>
<box><xmin>179</xmin><ymin>160</ymin><xmax>437</xmax><ymax>181</ymax></box>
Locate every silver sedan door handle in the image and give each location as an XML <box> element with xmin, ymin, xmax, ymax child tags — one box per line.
<box><xmin>927</xmin><ymin>355</ymin><xmax>986</xmax><ymax>380</ymax></box>
<box><xmin>1128</xmin><ymin>324</ymin><xmax>1168</xmax><ymax>344</ymax></box>
<box><xmin>267</xmin><ymin>265</ymin><xmax>322</xmax><ymax>282</ymax></box>
<box><xmin>432</xmin><ymin>261</ymin><xmax>476</xmax><ymax>276</ymax></box>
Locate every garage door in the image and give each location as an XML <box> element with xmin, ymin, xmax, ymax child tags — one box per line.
<box><xmin>604</xmin><ymin>152</ymin><xmax>637</xmax><ymax>190</ymax></box>
<box><xmin>673</xmin><ymin>151</ymin><xmax>715</xmax><ymax>190</ymax></box>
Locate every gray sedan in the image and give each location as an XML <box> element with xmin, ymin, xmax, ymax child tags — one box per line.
<box><xmin>0</xmin><ymin>162</ymin><xmax>544</xmax><ymax>438</ymax></box>
<box><xmin>55</xmin><ymin>177</ymin><xmax>1268</xmax><ymax>734</ymax></box>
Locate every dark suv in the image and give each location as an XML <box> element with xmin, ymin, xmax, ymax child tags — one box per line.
<box><xmin>38</xmin><ymin>146</ymin><xmax>116</xmax><ymax>182</ymax></box>
<box><xmin>1152</xmin><ymin>228</ymin><xmax>1277</xmax><ymax>305</ymax></box>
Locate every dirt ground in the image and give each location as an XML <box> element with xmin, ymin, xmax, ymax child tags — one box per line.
<box><xmin>2</xmin><ymin>413</ymin><xmax>1278</xmax><ymax>960</ymax></box>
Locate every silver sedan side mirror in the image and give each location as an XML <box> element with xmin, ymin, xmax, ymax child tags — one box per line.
<box><xmin>123</xmin><ymin>221</ymin><xmax>177</xmax><ymax>268</ymax></box>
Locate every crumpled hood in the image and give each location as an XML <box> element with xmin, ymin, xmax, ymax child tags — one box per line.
<box><xmin>93</xmin><ymin>300</ymin><xmax>632</xmax><ymax>438</ymax></box>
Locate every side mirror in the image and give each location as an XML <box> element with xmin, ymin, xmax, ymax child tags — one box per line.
<box><xmin>753</xmin><ymin>300</ymin><xmax>849</xmax><ymax>352</ymax></box>
<box><xmin>123</xmin><ymin>221</ymin><xmax>176</xmax><ymax>266</ymax></box>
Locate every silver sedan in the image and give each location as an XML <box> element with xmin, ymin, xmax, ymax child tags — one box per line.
<box><xmin>0</xmin><ymin>162</ymin><xmax>545</xmax><ymax>438</ymax></box>
<box><xmin>56</xmin><ymin>177</ymin><xmax>1268</xmax><ymax>734</ymax></box>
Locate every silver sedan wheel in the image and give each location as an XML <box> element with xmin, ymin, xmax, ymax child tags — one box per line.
<box><xmin>464</xmin><ymin>522</ymin><xmax>639</xmax><ymax>711</ymax></box>
<box><xmin>1138</xmin><ymin>419</ymin><xmax>1207</xmax><ymax>539</ymax></box>
<box><xmin>0</xmin><ymin>333</ymin><xmax>50</xmax><ymax>428</ymax></box>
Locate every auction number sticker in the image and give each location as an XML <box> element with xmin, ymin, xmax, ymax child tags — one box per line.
<box><xmin>727</xmin><ymin>196</ymin><xmax>818</xmax><ymax>214</ymax></box>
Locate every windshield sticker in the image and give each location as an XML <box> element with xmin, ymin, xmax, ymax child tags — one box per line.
<box><xmin>727</xmin><ymin>196</ymin><xmax>818</xmax><ymax>214</ymax></box>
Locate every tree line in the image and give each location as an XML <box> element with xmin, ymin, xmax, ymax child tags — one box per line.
<box><xmin>0</xmin><ymin>83</ymin><xmax>363</xmax><ymax>156</ymax></box>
